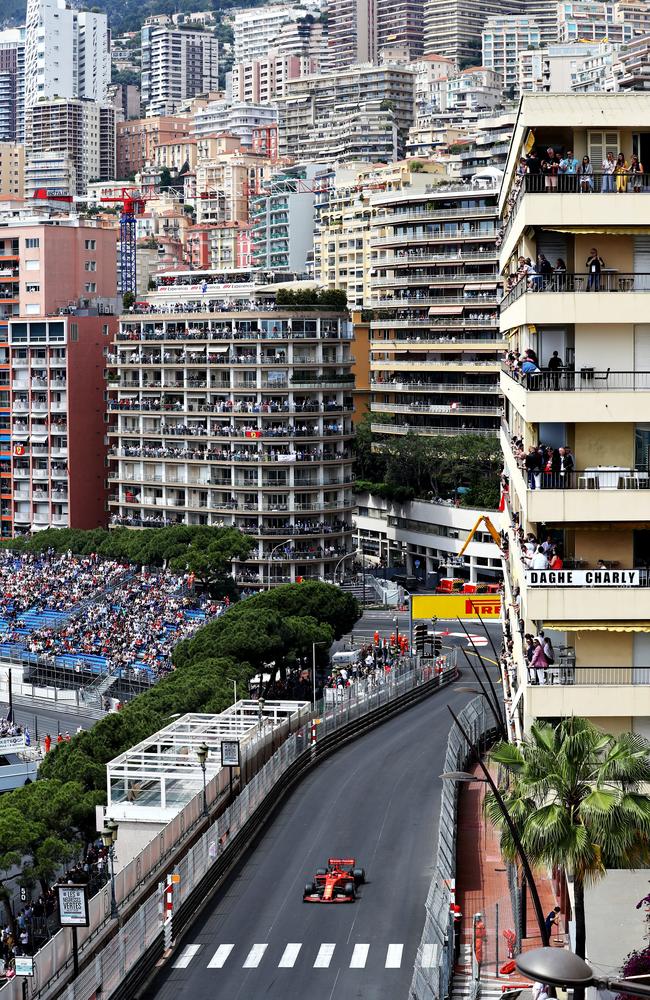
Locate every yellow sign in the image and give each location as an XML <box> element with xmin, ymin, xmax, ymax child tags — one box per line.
<box><xmin>171</xmin><ymin>873</ymin><xmax>181</xmax><ymax>884</ymax></box>
<box><xmin>411</xmin><ymin>594</ymin><xmax>501</xmax><ymax>621</ymax></box>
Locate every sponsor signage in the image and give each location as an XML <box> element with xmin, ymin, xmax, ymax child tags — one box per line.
<box><xmin>57</xmin><ymin>884</ymin><xmax>89</xmax><ymax>927</ymax></box>
<box><xmin>527</xmin><ymin>570</ymin><xmax>640</xmax><ymax>587</ymax></box>
<box><xmin>0</xmin><ymin>734</ymin><xmax>26</xmax><ymax>753</ymax></box>
<box><xmin>221</xmin><ymin>740</ymin><xmax>240</xmax><ymax>767</ymax></box>
<box><xmin>411</xmin><ymin>594</ymin><xmax>501</xmax><ymax>621</ymax></box>
<box><xmin>14</xmin><ymin>956</ymin><xmax>34</xmax><ymax>976</ymax></box>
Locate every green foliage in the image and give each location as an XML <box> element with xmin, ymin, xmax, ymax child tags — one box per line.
<box><xmin>487</xmin><ymin>718</ymin><xmax>650</xmax><ymax>961</ymax></box>
<box><xmin>275</xmin><ymin>288</ymin><xmax>348</xmax><ymax>311</ymax></box>
<box><xmin>122</xmin><ymin>291</ymin><xmax>135</xmax><ymax>310</ymax></box>
<box><xmin>353</xmin><ymin>420</ymin><xmax>500</xmax><ymax>507</ymax></box>
<box><xmin>0</xmin><ymin>581</ymin><xmax>360</xmax><ymax>887</ymax></box>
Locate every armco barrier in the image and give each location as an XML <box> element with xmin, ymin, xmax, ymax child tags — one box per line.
<box><xmin>409</xmin><ymin>696</ymin><xmax>497</xmax><ymax>1000</ymax></box>
<box><xmin>4</xmin><ymin>659</ymin><xmax>456</xmax><ymax>1000</ymax></box>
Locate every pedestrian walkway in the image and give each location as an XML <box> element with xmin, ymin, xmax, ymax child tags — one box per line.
<box><xmin>454</xmin><ymin>762</ymin><xmax>562</xmax><ymax>987</ymax></box>
<box><xmin>170</xmin><ymin>939</ymin><xmax>428</xmax><ymax>972</ymax></box>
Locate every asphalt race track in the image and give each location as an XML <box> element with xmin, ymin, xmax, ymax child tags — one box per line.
<box><xmin>145</xmin><ymin>679</ymin><xmax>478</xmax><ymax>1000</ymax></box>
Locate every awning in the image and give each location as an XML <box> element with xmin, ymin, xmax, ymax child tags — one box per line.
<box><xmin>545</xmin><ymin>622</ymin><xmax>650</xmax><ymax>632</ymax></box>
<box><xmin>428</xmin><ymin>306</ymin><xmax>463</xmax><ymax>316</ymax></box>
<box><xmin>547</xmin><ymin>226</ymin><xmax>650</xmax><ymax>235</ymax></box>
<box><xmin>211</xmin><ymin>346</ymin><xmax>228</xmax><ymax>353</ymax></box>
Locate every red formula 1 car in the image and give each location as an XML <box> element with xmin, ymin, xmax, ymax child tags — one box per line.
<box><xmin>303</xmin><ymin>858</ymin><xmax>366</xmax><ymax>903</ymax></box>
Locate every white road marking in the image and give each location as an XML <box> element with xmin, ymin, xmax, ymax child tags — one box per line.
<box><xmin>278</xmin><ymin>943</ymin><xmax>302</xmax><ymax>968</ymax></box>
<box><xmin>385</xmin><ymin>943</ymin><xmax>403</xmax><ymax>968</ymax></box>
<box><xmin>243</xmin><ymin>943</ymin><xmax>268</xmax><ymax>968</ymax></box>
<box><xmin>350</xmin><ymin>943</ymin><xmax>369</xmax><ymax>968</ymax></box>
<box><xmin>420</xmin><ymin>943</ymin><xmax>437</xmax><ymax>968</ymax></box>
<box><xmin>207</xmin><ymin>944</ymin><xmax>234</xmax><ymax>968</ymax></box>
<box><xmin>314</xmin><ymin>943</ymin><xmax>336</xmax><ymax>968</ymax></box>
<box><xmin>173</xmin><ymin>944</ymin><xmax>201</xmax><ymax>968</ymax></box>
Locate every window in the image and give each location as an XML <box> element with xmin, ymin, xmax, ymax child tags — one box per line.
<box><xmin>84</xmin><ymin>239</ymin><xmax>96</xmax><ymax>250</ymax></box>
<box><xmin>84</xmin><ymin>261</ymin><xmax>97</xmax><ymax>271</ymax></box>
<box><xmin>24</xmin><ymin>260</ymin><xmax>39</xmax><ymax>271</ymax></box>
<box><xmin>70</xmin><ymin>324</ymin><xmax>78</xmax><ymax>342</ymax></box>
<box><xmin>25</xmin><ymin>238</ymin><xmax>40</xmax><ymax>249</ymax></box>
<box><xmin>25</xmin><ymin>283</ymin><xmax>40</xmax><ymax>293</ymax></box>
<box><xmin>84</xmin><ymin>283</ymin><xmax>97</xmax><ymax>293</ymax></box>
<box><xmin>24</xmin><ymin>304</ymin><xmax>39</xmax><ymax>315</ymax></box>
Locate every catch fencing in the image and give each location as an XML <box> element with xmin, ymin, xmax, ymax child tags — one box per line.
<box><xmin>2</xmin><ymin>656</ymin><xmax>456</xmax><ymax>1000</ymax></box>
<box><xmin>410</xmin><ymin>696</ymin><xmax>496</xmax><ymax>1000</ymax></box>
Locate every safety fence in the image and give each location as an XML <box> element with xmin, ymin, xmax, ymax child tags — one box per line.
<box><xmin>2</xmin><ymin>657</ymin><xmax>457</xmax><ymax>1000</ymax></box>
<box><xmin>410</xmin><ymin>696</ymin><xmax>497</xmax><ymax>1000</ymax></box>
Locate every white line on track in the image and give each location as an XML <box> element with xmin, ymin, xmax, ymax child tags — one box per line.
<box><xmin>207</xmin><ymin>944</ymin><xmax>234</xmax><ymax>968</ymax></box>
<box><xmin>349</xmin><ymin>943</ymin><xmax>369</xmax><ymax>968</ymax></box>
<box><xmin>314</xmin><ymin>943</ymin><xmax>336</xmax><ymax>968</ymax></box>
<box><xmin>278</xmin><ymin>943</ymin><xmax>302</xmax><ymax>967</ymax></box>
<box><xmin>173</xmin><ymin>944</ymin><xmax>201</xmax><ymax>968</ymax></box>
<box><xmin>385</xmin><ymin>943</ymin><xmax>403</xmax><ymax>968</ymax></box>
<box><xmin>243</xmin><ymin>943</ymin><xmax>268</xmax><ymax>968</ymax></box>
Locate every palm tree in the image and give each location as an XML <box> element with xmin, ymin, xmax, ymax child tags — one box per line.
<box><xmin>486</xmin><ymin>717</ymin><xmax>650</xmax><ymax>983</ymax></box>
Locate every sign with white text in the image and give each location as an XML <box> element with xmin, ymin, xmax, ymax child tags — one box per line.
<box><xmin>527</xmin><ymin>570</ymin><xmax>640</xmax><ymax>587</ymax></box>
<box><xmin>14</xmin><ymin>956</ymin><xmax>34</xmax><ymax>976</ymax></box>
<box><xmin>57</xmin><ymin>884</ymin><xmax>89</xmax><ymax>927</ymax></box>
<box><xmin>0</xmin><ymin>735</ymin><xmax>26</xmax><ymax>753</ymax></box>
<box><xmin>221</xmin><ymin>740</ymin><xmax>240</xmax><ymax>767</ymax></box>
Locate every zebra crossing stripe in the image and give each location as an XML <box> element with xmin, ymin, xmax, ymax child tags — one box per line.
<box><xmin>278</xmin><ymin>943</ymin><xmax>302</xmax><ymax>968</ymax></box>
<box><xmin>350</xmin><ymin>944</ymin><xmax>370</xmax><ymax>968</ymax></box>
<box><xmin>207</xmin><ymin>944</ymin><xmax>234</xmax><ymax>969</ymax></box>
<box><xmin>173</xmin><ymin>944</ymin><xmax>201</xmax><ymax>968</ymax></box>
<box><xmin>385</xmin><ymin>944</ymin><xmax>403</xmax><ymax>968</ymax></box>
<box><xmin>243</xmin><ymin>943</ymin><xmax>268</xmax><ymax>968</ymax></box>
<box><xmin>314</xmin><ymin>943</ymin><xmax>336</xmax><ymax>968</ymax></box>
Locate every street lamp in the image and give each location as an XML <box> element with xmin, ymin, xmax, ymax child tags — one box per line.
<box><xmin>196</xmin><ymin>741</ymin><xmax>209</xmax><ymax>817</ymax></box>
<box><xmin>442</xmin><ymin>705</ymin><xmax>549</xmax><ymax>948</ymax></box>
<box><xmin>267</xmin><ymin>538</ymin><xmax>292</xmax><ymax>590</ymax></box>
<box><xmin>333</xmin><ymin>549</ymin><xmax>357</xmax><ymax>584</ymax></box>
<box><xmin>516</xmin><ymin>947</ymin><xmax>650</xmax><ymax>999</ymax></box>
<box><xmin>312</xmin><ymin>640</ymin><xmax>328</xmax><ymax>710</ymax></box>
<box><xmin>101</xmin><ymin>820</ymin><xmax>119</xmax><ymax>920</ymax></box>
<box><xmin>227</xmin><ymin>677</ymin><xmax>237</xmax><ymax>707</ymax></box>
<box><xmin>257</xmin><ymin>696</ymin><xmax>265</xmax><ymax>729</ymax></box>
<box><xmin>454</xmin><ymin>685</ymin><xmax>508</xmax><ymax>743</ymax></box>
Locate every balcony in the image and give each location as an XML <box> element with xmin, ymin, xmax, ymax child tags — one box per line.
<box><xmin>500</xmin><ymin>172</ymin><xmax>650</xmax><ymax>263</ymax></box>
<box><xmin>371</xmin><ymin>422</ymin><xmax>498</xmax><ymax>438</ymax></box>
<box><xmin>371</xmin><ymin>401</ymin><xmax>502</xmax><ymax>417</ymax></box>
<box><xmin>500</xmin><ymin>273</ymin><xmax>650</xmax><ymax>331</ymax></box>
<box><xmin>501</xmin><ymin>367</ymin><xmax>650</xmax><ymax>423</ymax></box>
<box><xmin>520</xmin><ymin>565</ymin><xmax>650</xmax><ymax>622</ymax></box>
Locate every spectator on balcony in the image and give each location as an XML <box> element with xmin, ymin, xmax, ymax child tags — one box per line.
<box><xmin>541</xmin><ymin>148</ymin><xmax>560</xmax><ymax>191</ymax></box>
<box><xmin>549</xmin><ymin>549</ymin><xmax>563</xmax><ymax>570</ymax></box>
<box><xmin>531</xmin><ymin>545</ymin><xmax>550</xmax><ymax>570</ymax></box>
<box><xmin>553</xmin><ymin>259</ymin><xmax>568</xmax><ymax>292</ymax></box>
<box><xmin>602</xmin><ymin>151</ymin><xmax>616</xmax><ymax>192</ymax></box>
<box><xmin>586</xmin><ymin>248</ymin><xmax>605</xmax><ymax>291</ymax></box>
<box><xmin>531</xmin><ymin>637</ymin><xmax>550</xmax><ymax>685</ymax></box>
<box><xmin>559</xmin><ymin>150</ymin><xmax>578</xmax><ymax>192</ymax></box>
<box><xmin>537</xmin><ymin>254</ymin><xmax>553</xmax><ymax>289</ymax></box>
<box><xmin>547</xmin><ymin>350</ymin><xmax>564</xmax><ymax>388</ymax></box>
<box><xmin>525</xmin><ymin>446</ymin><xmax>542</xmax><ymax>490</ymax></box>
<box><xmin>525</xmin><ymin>149</ymin><xmax>541</xmax><ymax>180</ymax></box>
<box><xmin>615</xmin><ymin>153</ymin><xmax>628</xmax><ymax>193</ymax></box>
<box><xmin>630</xmin><ymin>154</ymin><xmax>644</xmax><ymax>193</ymax></box>
<box><xmin>578</xmin><ymin>155</ymin><xmax>594</xmax><ymax>192</ymax></box>
<box><xmin>559</xmin><ymin>446</ymin><xmax>574</xmax><ymax>487</ymax></box>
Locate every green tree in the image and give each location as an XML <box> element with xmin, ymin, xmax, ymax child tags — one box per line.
<box><xmin>487</xmin><ymin>718</ymin><xmax>650</xmax><ymax>982</ymax></box>
<box><xmin>169</xmin><ymin>526</ymin><xmax>253</xmax><ymax>597</ymax></box>
<box><xmin>353</xmin><ymin>413</ymin><xmax>386</xmax><ymax>482</ymax></box>
<box><xmin>122</xmin><ymin>291</ymin><xmax>135</xmax><ymax>310</ymax></box>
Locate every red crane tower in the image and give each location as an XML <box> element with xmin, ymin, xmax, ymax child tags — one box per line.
<box><xmin>100</xmin><ymin>188</ymin><xmax>151</xmax><ymax>296</ymax></box>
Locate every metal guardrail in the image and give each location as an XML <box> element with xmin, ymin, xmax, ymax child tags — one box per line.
<box><xmin>4</xmin><ymin>660</ymin><xmax>457</xmax><ymax>1000</ymax></box>
<box><xmin>410</xmin><ymin>696</ymin><xmax>496</xmax><ymax>1000</ymax></box>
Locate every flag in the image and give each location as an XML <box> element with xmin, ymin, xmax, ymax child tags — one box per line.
<box><xmin>24</xmin><ymin>728</ymin><xmax>31</xmax><ymax>746</ymax></box>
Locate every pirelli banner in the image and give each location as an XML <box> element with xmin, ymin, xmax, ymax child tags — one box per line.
<box><xmin>411</xmin><ymin>594</ymin><xmax>501</xmax><ymax>621</ymax></box>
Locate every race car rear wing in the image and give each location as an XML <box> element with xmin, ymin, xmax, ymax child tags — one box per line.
<box><xmin>328</xmin><ymin>858</ymin><xmax>356</xmax><ymax>867</ymax></box>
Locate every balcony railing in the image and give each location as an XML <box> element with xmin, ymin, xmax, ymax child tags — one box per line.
<box><xmin>528</xmin><ymin>666</ymin><xmax>650</xmax><ymax>686</ymax></box>
<box><xmin>501</xmin><ymin>272</ymin><xmax>650</xmax><ymax>311</ymax></box>
<box><xmin>503</xmin><ymin>366</ymin><xmax>650</xmax><ymax>391</ymax></box>
<box><xmin>505</xmin><ymin>431</ymin><xmax>650</xmax><ymax>490</ymax></box>
<box><xmin>371</xmin><ymin>422</ymin><xmax>498</xmax><ymax>438</ymax></box>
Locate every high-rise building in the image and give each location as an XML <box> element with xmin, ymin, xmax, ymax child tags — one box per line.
<box><xmin>376</xmin><ymin>0</ymin><xmax>426</xmax><ymax>59</ymax></box>
<box><xmin>231</xmin><ymin>51</ymin><xmax>318</xmax><ymax>104</ymax></box>
<box><xmin>368</xmin><ymin>179</ymin><xmax>504</xmax><ymax>440</ymax></box>
<box><xmin>141</xmin><ymin>16</ymin><xmax>218</xmax><ymax>117</ymax></box>
<box><xmin>328</xmin><ymin>0</ymin><xmax>377</xmax><ymax>69</ymax></box>
<box><xmin>24</xmin><ymin>0</ymin><xmax>110</xmax><ymax>113</ymax></box>
<box><xmin>192</xmin><ymin>101</ymin><xmax>279</xmax><ymax>147</ymax></box>
<box><xmin>0</xmin><ymin>143</ymin><xmax>25</xmax><ymax>197</ymax></box>
<box><xmin>116</xmin><ymin>116</ymin><xmax>191</xmax><ymax>181</ymax></box>
<box><xmin>106</xmin><ymin>272</ymin><xmax>355</xmax><ymax>587</ymax></box>
<box><xmin>0</xmin><ymin>28</ymin><xmax>25</xmax><ymax>143</ymax></box>
<box><xmin>423</xmin><ymin>0</ymin><xmax>520</xmax><ymax>67</ymax></box>
<box><xmin>482</xmin><ymin>15</ymin><xmax>542</xmax><ymax>93</ymax></box>
<box><xmin>249</xmin><ymin>166</ymin><xmax>317</xmax><ymax>273</ymax></box>
<box><xmin>232</xmin><ymin>5</ymin><xmax>321</xmax><ymax>63</ymax></box>
<box><xmin>26</xmin><ymin>99</ymin><xmax>115</xmax><ymax>196</ymax></box>
<box><xmin>498</xmin><ymin>92</ymin><xmax>650</xmax><ymax>737</ymax></box>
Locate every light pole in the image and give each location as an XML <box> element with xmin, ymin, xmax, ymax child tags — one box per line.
<box><xmin>101</xmin><ymin>820</ymin><xmax>119</xmax><ymax>920</ymax></box>
<box><xmin>312</xmin><ymin>640</ymin><xmax>328</xmax><ymax>710</ymax></box>
<box><xmin>257</xmin><ymin>696</ymin><xmax>265</xmax><ymax>731</ymax></box>
<box><xmin>516</xmin><ymin>946</ymin><xmax>650</xmax><ymax>1000</ymax></box>
<box><xmin>196</xmin><ymin>741</ymin><xmax>209</xmax><ymax>817</ymax></box>
<box><xmin>333</xmin><ymin>549</ymin><xmax>357</xmax><ymax>584</ymax></box>
<box><xmin>442</xmin><ymin>706</ymin><xmax>549</xmax><ymax>948</ymax></box>
<box><xmin>267</xmin><ymin>538</ymin><xmax>292</xmax><ymax>590</ymax></box>
<box><xmin>227</xmin><ymin>677</ymin><xmax>237</xmax><ymax>707</ymax></box>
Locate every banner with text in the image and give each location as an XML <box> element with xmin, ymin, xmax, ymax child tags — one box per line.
<box><xmin>411</xmin><ymin>594</ymin><xmax>501</xmax><ymax>621</ymax></box>
<box><xmin>526</xmin><ymin>570</ymin><xmax>640</xmax><ymax>587</ymax></box>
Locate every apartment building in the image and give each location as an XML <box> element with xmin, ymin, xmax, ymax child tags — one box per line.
<box><xmin>0</xmin><ymin>144</ymin><xmax>24</xmax><ymax>198</ymax></box>
<box><xmin>141</xmin><ymin>16</ymin><xmax>218</xmax><ymax>116</ymax></box>
<box><xmin>277</xmin><ymin>63</ymin><xmax>416</xmax><ymax>160</ymax></box>
<box><xmin>116</xmin><ymin>116</ymin><xmax>191</xmax><ymax>180</ymax></box>
<box><xmin>186</xmin><ymin>222</ymin><xmax>252</xmax><ymax>270</ymax></box>
<box><xmin>192</xmin><ymin>134</ymin><xmax>270</xmax><ymax>229</ymax></box>
<box><xmin>26</xmin><ymin>98</ymin><xmax>115</xmax><ymax>196</ymax></box>
<box><xmin>498</xmin><ymin>93</ymin><xmax>650</xmax><ymax>737</ymax></box>
<box><xmin>368</xmin><ymin>179</ymin><xmax>504</xmax><ymax>440</ymax></box>
<box><xmin>231</xmin><ymin>51</ymin><xmax>316</xmax><ymax>104</ymax></box>
<box><xmin>232</xmin><ymin>5</ymin><xmax>320</xmax><ymax>63</ymax></box>
<box><xmin>328</xmin><ymin>0</ymin><xmax>376</xmax><ymax>69</ymax></box>
<box><xmin>192</xmin><ymin>101</ymin><xmax>279</xmax><ymax>146</ymax></box>
<box><xmin>482</xmin><ymin>15</ymin><xmax>542</xmax><ymax>93</ymax></box>
<box><xmin>249</xmin><ymin>166</ymin><xmax>317</xmax><ymax>273</ymax></box>
<box><xmin>106</xmin><ymin>270</ymin><xmax>355</xmax><ymax>587</ymax></box>
<box><xmin>0</xmin><ymin>29</ymin><xmax>25</xmax><ymax>143</ymax></box>
<box><xmin>423</xmin><ymin>0</ymin><xmax>521</xmax><ymax>66</ymax></box>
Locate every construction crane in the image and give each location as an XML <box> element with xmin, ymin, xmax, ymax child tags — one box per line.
<box><xmin>457</xmin><ymin>515</ymin><xmax>502</xmax><ymax>558</ymax></box>
<box><xmin>100</xmin><ymin>187</ymin><xmax>151</xmax><ymax>295</ymax></box>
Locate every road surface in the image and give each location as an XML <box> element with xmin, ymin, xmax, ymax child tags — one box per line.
<box><xmin>144</xmin><ymin>679</ymin><xmax>480</xmax><ymax>1000</ymax></box>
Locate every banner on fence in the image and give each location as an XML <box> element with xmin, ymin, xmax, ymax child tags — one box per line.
<box><xmin>411</xmin><ymin>594</ymin><xmax>501</xmax><ymax>621</ymax></box>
